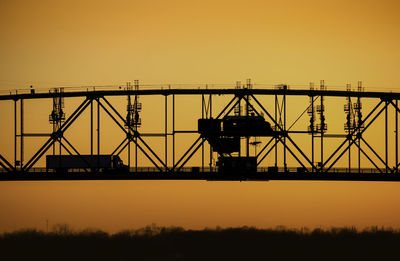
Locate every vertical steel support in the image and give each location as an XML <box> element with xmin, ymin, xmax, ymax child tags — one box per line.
<box><xmin>173</xmin><ymin>94</ymin><xmax>175</xmax><ymax>169</ymax></box>
<box><xmin>348</xmin><ymin>136</ymin><xmax>351</xmax><ymax>173</ymax></box>
<box><xmin>14</xmin><ymin>100</ymin><xmax>17</xmax><ymax>168</ymax></box>
<box><xmin>396</xmin><ymin>99</ymin><xmax>398</xmax><ymax>173</ymax></box>
<box><xmin>311</xmin><ymin>96</ymin><xmax>314</xmax><ymax>173</ymax></box>
<box><xmin>320</xmin><ymin>96</ymin><xmax>323</xmax><ymax>171</ymax></box>
<box><xmin>238</xmin><ymin>93</ymin><xmax>241</xmax><ymax>158</ymax></box>
<box><xmin>97</xmin><ymin>98</ymin><xmax>101</xmax><ymax>169</ymax></box>
<box><xmin>135</xmin><ymin>137</ymin><xmax>137</xmax><ymax>171</ymax></box>
<box><xmin>283</xmin><ymin>92</ymin><xmax>287</xmax><ymax>170</ymax></box>
<box><xmin>134</xmin><ymin>94</ymin><xmax>138</xmax><ymax>172</ymax></box>
<box><xmin>358</xmin><ymin>98</ymin><xmax>361</xmax><ymax>173</ymax></box>
<box><xmin>128</xmin><ymin>131</ymin><xmax>131</xmax><ymax>169</ymax></box>
<box><xmin>59</xmin><ymin>128</ymin><xmax>62</xmax><ymax>156</ymax></box>
<box><xmin>209</xmin><ymin>94</ymin><xmax>213</xmax><ymax>171</ymax></box>
<box><xmin>52</xmin><ymin>97</ymin><xmax>55</xmax><ymax>155</ymax></box>
<box><xmin>135</xmin><ymin>126</ymin><xmax>138</xmax><ymax>172</ymax></box>
<box><xmin>385</xmin><ymin>101</ymin><xmax>388</xmax><ymax>173</ymax></box>
<box><xmin>20</xmin><ymin>99</ymin><xmax>23</xmax><ymax>168</ymax></box>
<box><xmin>358</xmin><ymin>134</ymin><xmax>361</xmax><ymax>172</ymax></box>
<box><xmin>246</xmin><ymin>93</ymin><xmax>249</xmax><ymax>158</ymax></box>
<box><xmin>348</xmin><ymin>95</ymin><xmax>351</xmax><ymax>173</ymax></box>
<box><xmin>201</xmin><ymin>94</ymin><xmax>204</xmax><ymax>171</ymax></box>
<box><xmin>91</xmin><ymin>99</ymin><xmax>93</xmax><ymax>155</ymax></box>
<box><xmin>275</xmin><ymin>95</ymin><xmax>278</xmax><ymax>167</ymax></box>
<box><xmin>97</xmin><ymin>98</ymin><xmax>100</xmax><ymax>156</ymax></box>
<box><xmin>165</xmin><ymin>95</ymin><xmax>168</xmax><ymax>171</ymax></box>
<box><xmin>128</xmin><ymin>92</ymin><xmax>133</xmax><ymax>170</ymax></box>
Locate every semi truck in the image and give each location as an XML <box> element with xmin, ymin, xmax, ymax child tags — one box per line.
<box><xmin>46</xmin><ymin>155</ymin><xmax>127</xmax><ymax>172</ymax></box>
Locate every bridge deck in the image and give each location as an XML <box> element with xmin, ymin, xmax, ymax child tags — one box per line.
<box><xmin>1</xmin><ymin>169</ymin><xmax>400</xmax><ymax>181</ymax></box>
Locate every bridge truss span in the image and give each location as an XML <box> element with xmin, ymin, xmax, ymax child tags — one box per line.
<box><xmin>1</xmin><ymin>80</ymin><xmax>400</xmax><ymax>181</ymax></box>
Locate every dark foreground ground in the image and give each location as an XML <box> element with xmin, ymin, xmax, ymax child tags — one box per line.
<box><xmin>1</xmin><ymin>225</ymin><xmax>400</xmax><ymax>261</ymax></box>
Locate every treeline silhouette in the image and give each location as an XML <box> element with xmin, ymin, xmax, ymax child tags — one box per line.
<box><xmin>1</xmin><ymin>224</ymin><xmax>400</xmax><ymax>260</ymax></box>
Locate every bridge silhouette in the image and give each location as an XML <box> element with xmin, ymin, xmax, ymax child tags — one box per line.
<box><xmin>1</xmin><ymin>80</ymin><xmax>400</xmax><ymax>181</ymax></box>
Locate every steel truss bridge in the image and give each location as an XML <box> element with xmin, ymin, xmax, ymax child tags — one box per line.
<box><xmin>1</xmin><ymin>81</ymin><xmax>400</xmax><ymax>181</ymax></box>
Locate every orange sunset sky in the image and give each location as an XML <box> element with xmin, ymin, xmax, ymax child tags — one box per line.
<box><xmin>1</xmin><ymin>0</ymin><xmax>400</xmax><ymax>233</ymax></box>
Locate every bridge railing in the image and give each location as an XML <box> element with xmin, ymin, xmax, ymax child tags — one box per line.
<box><xmin>257</xmin><ymin>167</ymin><xmax>383</xmax><ymax>174</ymax></box>
<box><xmin>0</xmin><ymin>166</ymin><xmax>389</xmax><ymax>174</ymax></box>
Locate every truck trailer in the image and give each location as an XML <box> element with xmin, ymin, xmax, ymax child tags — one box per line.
<box><xmin>46</xmin><ymin>155</ymin><xmax>126</xmax><ymax>172</ymax></box>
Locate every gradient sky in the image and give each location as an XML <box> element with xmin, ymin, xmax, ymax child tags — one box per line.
<box><xmin>1</xmin><ymin>0</ymin><xmax>400</xmax><ymax>232</ymax></box>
